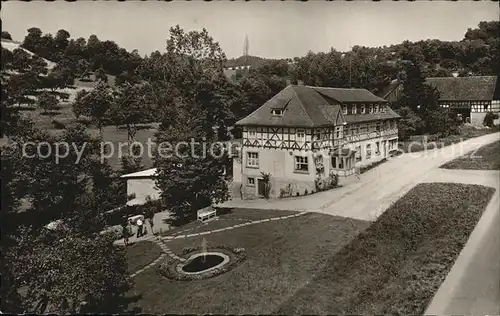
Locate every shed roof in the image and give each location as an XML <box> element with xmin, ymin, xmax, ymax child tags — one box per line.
<box><xmin>120</xmin><ymin>168</ymin><xmax>158</xmax><ymax>178</ymax></box>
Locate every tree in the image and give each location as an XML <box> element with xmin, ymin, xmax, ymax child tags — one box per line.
<box><xmin>396</xmin><ymin>107</ymin><xmax>423</xmax><ymax>141</ymax></box>
<box><xmin>2</xmin><ymin>31</ymin><xmax>13</xmax><ymax>40</ymax></box>
<box><xmin>483</xmin><ymin>111</ymin><xmax>499</xmax><ymax>127</ymax></box>
<box><xmin>37</xmin><ymin>91</ymin><xmax>59</xmax><ymax>115</ymax></box>
<box><xmin>110</xmin><ymin>82</ymin><xmax>150</xmax><ymax>142</ymax></box>
<box><xmin>394</xmin><ymin>59</ymin><xmax>440</xmax><ymax>115</ymax></box>
<box><xmin>153</xmin><ymin>26</ymin><xmax>231</xmax><ymax>224</ymax></box>
<box><xmin>95</xmin><ymin>67</ymin><xmax>108</xmax><ymax>84</ymax></box>
<box><xmin>73</xmin><ymin>82</ymin><xmax>113</xmax><ymax>135</ymax></box>
<box><xmin>72</xmin><ymin>89</ymin><xmax>88</xmax><ymax>121</ymax></box>
<box><xmin>54</xmin><ymin>29</ymin><xmax>70</xmax><ymax>53</ymax></box>
<box><xmin>42</xmin><ymin>64</ymin><xmax>75</xmax><ymax>95</ymax></box>
<box><xmin>22</xmin><ymin>27</ymin><xmax>43</xmax><ymax>53</ymax></box>
<box><xmin>424</xmin><ymin>107</ymin><xmax>460</xmax><ymax>137</ymax></box>
<box><xmin>1</xmin><ymin>123</ymin><xmax>133</xmax><ymax>313</ymax></box>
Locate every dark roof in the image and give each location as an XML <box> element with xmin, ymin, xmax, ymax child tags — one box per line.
<box><xmin>425</xmin><ymin>76</ymin><xmax>500</xmax><ymax>101</ymax></box>
<box><xmin>312</xmin><ymin>86</ymin><xmax>388</xmax><ymax>103</ymax></box>
<box><xmin>235</xmin><ymin>85</ymin><xmax>391</xmax><ymax>127</ymax></box>
<box><xmin>377</xmin><ymin>79</ymin><xmax>401</xmax><ymax>98</ymax></box>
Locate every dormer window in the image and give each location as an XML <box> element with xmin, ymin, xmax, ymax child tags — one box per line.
<box><xmin>342</xmin><ymin>106</ymin><xmax>347</xmax><ymax>115</ymax></box>
<box><xmin>271</xmin><ymin>109</ymin><xmax>284</xmax><ymax>116</ymax></box>
<box><xmin>368</xmin><ymin>105</ymin><xmax>373</xmax><ymax>114</ymax></box>
<box><xmin>361</xmin><ymin>104</ymin><xmax>366</xmax><ymax>114</ymax></box>
<box><xmin>352</xmin><ymin>104</ymin><xmax>357</xmax><ymax>114</ymax></box>
<box><xmin>374</xmin><ymin>104</ymin><xmax>379</xmax><ymax>113</ymax></box>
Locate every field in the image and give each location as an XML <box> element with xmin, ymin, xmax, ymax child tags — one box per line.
<box><xmin>440</xmin><ymin>140</ymin><xmax>500</xmax><ymax>170</ymax></box>
<box><xmin>125</xmin><ymin>183</ymin><xmax>495</xmax><ymax>314</ymax></box>
<box><xmin>8</xmin><ymin>75</ymin><xmax>158</xmax><ymax>170</ymax></box>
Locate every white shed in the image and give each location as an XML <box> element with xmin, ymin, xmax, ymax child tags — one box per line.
<box><xmin>120</xmin><ymin>168</ymin><xmax>161</xmax><ymax>206</ymax></box>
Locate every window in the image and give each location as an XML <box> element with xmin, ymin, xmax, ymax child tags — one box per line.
<box><xmin>247</xmin><ymin>177</ymin><xmax>255</xmax><ymax>186</ymax></box>
<box><xmin>374</xmin><ymin>104</ymin><xmax>379</xmax><ymax>113</ymax></box>
<box><xmin>294</xmin><ymin>156</ymin><xmax>309</xmax><ymax>172</ymax></box>
<box><xmin>376</xmin><ymin>122</ymin><xmax>381</xmax><ymax>132</ymax></box>
<box><xmin>484</xmin><ymin>103</ymin><xmax>489</xmax><ymax>111</ymax></box>
<box><xmin>368</xmin><ymin>105</ymin><xmax>373</xmax><ymax>114</ymax></box>
<box><xmin>355</xmin><ymin>146</ymin><xmax>362</xmax><ymax>162</ymax></box>
<box><xmin>271</xmin><ymin>109</ymin><xmax>284</xmax><ymax>116</ymax></box>
<box><xmin>247</xmin><ymin>152</ymin><xmax>259</xmax><ymax>168</ymax></box>
<box><xmin>351</xmin><ymin>124</ymin><xmax>358</xmax><ymax>135</ymax></box>
<box><xmin>343</xmin><ymin>106</ymin><xmax>347</xmax><ymax>115</ymax></box>
<box><xmin>338</xmin><ymin>157</ymin><xmax>344</xmax><ymax>169</ymax></box>
<box><xmin>332</xmin><ymin>156</ymin><xmax>338</xmax><ymax>169</ymax></box>
<box><xmin>366</xmin><ymin>144</ymin><xmax>372</xmax><ymax>159</ymax></box>
<box><xmin>375</xmin><ymin>142</ymin><xmax>380</xmax><ymax>155</ymax></box>
<box><xmin>359</xmin><ymin>124</ymin><xmax>368</xmax><ymax>133</ymax></box>
<box><xmin>249</xmin><ymin>129</ymin><xmax>256</xmax><ymax>137</ymax></box>
<box><xmin>361</xmin><ymin>104</ymin><xmax>366</xmax><ymax>114</ymax></box>
<box><xmin>352</xmin><ymin>104</ymin><xmax>357</xmax><ymax>114</ymax></box>
<box><xmin>313</xmin><ymin>130</ymin><xmax>321</xmax><ymax>140</ymax></box>
<box><xmin>296</xmin><ymin>129</ymin><xmax>305</xmax><ymax>140</ymax></box>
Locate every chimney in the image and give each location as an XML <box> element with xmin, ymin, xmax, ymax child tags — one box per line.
<box><xmin>297</xmin><ymin>80</ymin><xmax>304</xmax><ymax>85</ymax></box>
<box><xmin>452</xmin><ymin>72</ymin><xmax>459</xmax><ymax>78</ymax></box>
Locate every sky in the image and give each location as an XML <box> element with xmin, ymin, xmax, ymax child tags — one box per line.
<box><xmin>2</xmin><ymin>1</ymin><xmax>498</xmax><ymax>59</ymax></box>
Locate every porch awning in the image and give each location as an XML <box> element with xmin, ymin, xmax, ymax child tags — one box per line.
<box><xmin>331</xmin><ymin>148</ymin><xmax>356</xmax><ymax>157</ymax></box>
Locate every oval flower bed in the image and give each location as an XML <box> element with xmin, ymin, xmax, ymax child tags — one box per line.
<box><xmin>157</xmin><ymin>245</ymin><xmax>247</xmax><ymax>281</ymax></box>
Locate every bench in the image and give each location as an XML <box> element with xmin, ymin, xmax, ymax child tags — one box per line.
<box><xmin>197</xmin><ymin>206</ymin><xmax>217</xmax><ymax>222</ymax></box>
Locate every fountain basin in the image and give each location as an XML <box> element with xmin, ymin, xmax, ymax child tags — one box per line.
<box><xmin>157</xmin><ymin>245</ymin><xmax>247</xmax><ymax>281</ymax></box>
<box><xmin>177</xmin><ymin>252</ymin><xmax>230</xmax><ymax>275</ymax></box>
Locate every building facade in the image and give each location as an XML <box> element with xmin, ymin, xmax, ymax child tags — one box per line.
<box><xmin>380</xmin><ymin>76</ymin><xmax>500</xmax><ymax>124</ymax></box>
<box><xmin>233</xmin><ymin>85</ymin><xmax>400</xmax><ymax>199</ymax></box>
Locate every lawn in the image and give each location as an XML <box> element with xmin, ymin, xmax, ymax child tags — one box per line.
<box><xmin>440</xmin><ymin>140</ymin><xmax>500</xmax><ymax>170</ymax></box>
<box><xmin>126</xmin><ymin>183</ymin><xmax>494</xmax><ymax>314</ymax></box>
<box><xmin>127</xmin><ymin>212</ymin><xmax>371</xmax><ymax>314</ymax></box>
<box><xmin>160</xmin><ymin>208</ymin><xmax>300</xmax><ymax>237</ymax></box>
<box><xmin>124</xmin><ymin>240</ymin><xmax>163</xmax><ymax>274</ymax></box>
<box><xmin>277</xmin><ymin>182</ymin><xmax>495</xmax><ymax>315</ymax></box>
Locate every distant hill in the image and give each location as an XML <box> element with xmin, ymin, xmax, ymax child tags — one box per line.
<box><xmin>1</xmin><ymin>39</ymin><xmax>57</xmax><ymax>70</ymax></box>
<box><xmin>225</xmin><ymin>55</ymin><xmax>270</xmax><ymax>68</ymax></box>
<box><xmin>2</xmin><ymin>38</ymin><xmax>116</xmax><ymax>102</ymax></box>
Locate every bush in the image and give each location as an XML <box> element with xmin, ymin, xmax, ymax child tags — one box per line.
<box><xmin>279</xmin><ymin>184</ymin><xmax>293</xmax><ymax>198</ymax></box>
<box><xmin>483</xmin><ymin>111</ymin><xmax>499</xmax><ymax>127</ymax></box>
<box><xmin>51</xmin><ymin>120</ymin><xmax>66</xmax><ymax>129</ymax></box>
<box><xmin>304</xmin><ymin>189</ymin><xmax>308</xmax><ymax>195</ymax></box>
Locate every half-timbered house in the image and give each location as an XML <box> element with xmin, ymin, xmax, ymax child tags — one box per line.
<box><xmin>233</xmin><ymin>85</ymin><xmax>400</xmax><ymax>199</ymax></box>
<box><xmin>380</xmin><ymin>76</ymin><xmax>500</xmax><ymax>124</ymax></box>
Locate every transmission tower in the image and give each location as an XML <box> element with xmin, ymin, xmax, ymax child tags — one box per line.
<box><xmin>243</xmin><ymin>34</ymin><xmax>249</xmax><ymax>66</ymax></box>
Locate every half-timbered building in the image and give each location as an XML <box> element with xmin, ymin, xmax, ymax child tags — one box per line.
<box><xmin>380</xmin><ymin>76</ymin><xmax>500</xmax><ymax>124</ymax></box>
<box><xmin>233</xmin><ymin>85</ymin><xmax>400</xmax><ymax>199</ymax></box>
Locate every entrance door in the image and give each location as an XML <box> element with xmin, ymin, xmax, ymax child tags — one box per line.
<box><xmin>257</xmin><ymin>179</ymin><xmax>266</xmax><ymax>197</ymax></box>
